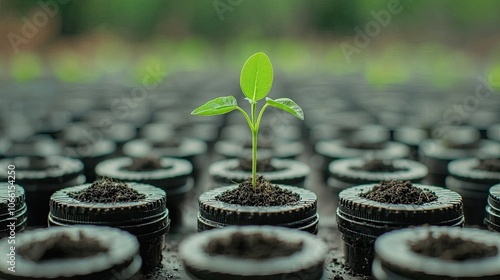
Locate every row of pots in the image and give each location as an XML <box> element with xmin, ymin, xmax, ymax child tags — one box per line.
<box><xmin>3</xmin><ymin>177</ymin><xmax>500</xmax><ymax>279</ymax></box>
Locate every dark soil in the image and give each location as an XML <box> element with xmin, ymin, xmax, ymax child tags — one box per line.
<box><xmin>443</xmin><ymin>139</ymin><xmax>479</xmax><ymax>149</ymax></box>
<box><xmin>475</xmin><ymin>158</ymin><xmax>500</xmax><ymax>172</ymax></box>
<box><xmin>352</xmin><ymin>159</ymin><xmax>403</xmax><ymax>173</ymax></box>
<box><xmin>236</xmin><ymin>157</ymin><xmax>280</xmax><ymax>172</ymax></box>
<box><xmin>124</xmin><ymin>156</ymin><xmax>167</xmax><ymax>171</ymax></box>
<box><xmin>153</xmin><ymin>138</ymin><xmax>180</xmax><ymax>148</ymax></box>
<box><xmin>18</xmin><ymin>156</ymin><xmax>58</xmax><ymax>171</ymax></box>
<box><xmin>331</xmin><ymin>257</ymin><xmax>372</xmax><ymax>280</ymax></box>
<box><xmin>242</xmin><ymin>139</ymin><xmax>273</xmax><ymax>149</ymax></box>
<box><xmin>19</xmin><ymin>233</ymin><xmax>107</xmax><ymax>262</ymax></box>
<box><xmin>215</xmin><ymin>175</ymin><xmax>300</xmax><ymax>206</ymax></box>
<box><xmin>345</xmin><ymin>141</ymin><xmax>385</xmax><ymax>150</ymax></box>
<box><xmin>359</xmin><ymin>180</ymin><xmax>437</xmax><ymax>205</ymax></box>
<box><xmin>68</xmin><ymin>178</ymin><xmax>146</xmax><ymax>203</ymax></box>
<box><xmin>411</xmin><ymin>233</ymin><xmax>498</xmax><ymax>261</ymax></box>
<box><xmin>205</xmin><ymin>231</ymin><xmax>303</xmax><ymax>259</ymax></box>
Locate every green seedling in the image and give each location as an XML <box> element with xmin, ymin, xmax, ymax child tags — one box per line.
<box><xmin>192</xmin><ymin>52</ymin><xmax>304</xmax><ymax>189</ymax></box>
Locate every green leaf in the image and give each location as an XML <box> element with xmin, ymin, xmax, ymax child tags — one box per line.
<box><xmin>240</xmin><ymin>52</ymin><xmax>273</xmax><ymax>102</ymax></box>
<box><xmin>191</xmin><ymin>96</ymin><xmax>238</xmax><ymax>116</ymax></box>
<box><xmin>266</xmin><ymin>97</ymin><xmax>304</xmax><ymax>120</ymax></box>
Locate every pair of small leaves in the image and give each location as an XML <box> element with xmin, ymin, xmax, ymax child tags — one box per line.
<box><xmin>191</xmin><ymin>96</ymin><xmax>304</xmax><ymax>120</ymax></box>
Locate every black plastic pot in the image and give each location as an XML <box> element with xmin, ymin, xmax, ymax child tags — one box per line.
<box><xmin>337</xmin><ymin>184</ymin><xmax>464</xmax><ymax>275</ymax></box>
<box><xmin>179</xmin><ymin>226</ymin><xmax>328</xmax><ymax>280</ymax></box>
<box><xmin>0</xmin><ymin>156</ymin><xmax>85</xmax><ymax>226</ymax></box>
<box><xmin>62</xmin><ymin>139</ymin><xmax>116</xmax><ymax>183</ymax></box>
<box><xmin>209</xmin><ymin>158</ymin><xmax>310</xmax><ymax>187</ymax></box>
<box><xmin>328</xmin><ymin>158</ymin><xmax>428</xmax><ymax>197</ymax></box>
<box><xmin>316</xmin><ymin>139</ymin><xmax>410</xmax><ymax>179</ymax></box>
<box><xmin>95</xmin><ymin>157</ymin><xmax>193</xmax><ymax>230</ymax></box>
<box><xmin>0</xmin><ymin>135</ymin><xmax>62</xmax><ymax>158</ymax></box>
<box><xmin>198</xmin><ymin>185</ymin><xmax>319</xmax><ymax>234</ymax></box>
<box><xmin>0</xmin><ymin>225</ymin><xmax>142</xmax><ymax>280</ymax></box>
<box><xmin>214</xmin><ymin>139</ymin><xmax>304</xmax><ymax>160</ymax></box>
<box><xmin>0</xmin><ymin>184</ymin><xmax>27</xmax><ymax>238</ymax></box>
<box><xmin>373</xmin><ymin>226</ymin><xmax>500</xmax><ymax>280</ymax></box>
<box><xmin>49</xmin><ymin>183</ymin><xmax>169</xmax><ymax>272</ymax></box>
<box><xmin>393</xmin><ymin>127</ymin><xmax>428</xmax><ymax>161</ymax></box>
<box><xmin>485</xmin><ymin>184</ymin><xmax>500</xmax><ymax>232</ymax></box>
<box><xmin>487</xmin><ymin>124</ymin><xmax>499</xmax><ymax>142</ymax></box>
<box><xmin>446</xmin><ymin>158</ymin><xmax>500</xmax><ymax>226</ymax></box>
<box><xmin>123</xmin><ymin>137</ymin><xmax>207</xmax><ymax>182</ymax></box>
<box><xmin>419</xmin><ymin>128</ymin><xmax>500</xmax><ymax>187</ymax></box>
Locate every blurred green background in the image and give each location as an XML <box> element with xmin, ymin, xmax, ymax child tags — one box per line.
<box><xmin>1</xmin><ymin>0</ymin><xmax>499</xmax><ymax>88</ymax></box>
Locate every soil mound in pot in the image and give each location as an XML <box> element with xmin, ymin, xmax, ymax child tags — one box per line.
<box><xmin>206</xmin><ymin>231</ymin><xmax>303</xmax><ymax>259</ymax></box>
<box><xmin>475</xmin><ymin>158</ymin><xmax>500</xmax><ymax>172</ymax></box>
<box><xmin>123</xmin><ymin>156</ymin><xmax>165</xmax><ymax>171</ymax></box>
<box><xmin>236</xmin><ymin>157</ymin><xmax>279</xmax><ymax>172</ymax></box>
<box><xmin>360</xmin><ymin>180</ymin><xmax>437</xmax><ymax>205</ymax></box>
<box><xmin>68</xmin><ymin>178</ymin><xmax>146</xmax><ymax>203</ymax></box>
<box><xmin>215</xmin><ymin>175</ymin><xmax>300</xmax><ymax>206</ymax></box>
<box><xmin>352</xmin><ymin>159</ymin><xmax>403</xmax><ymax>173</ymax></box>
<box><xmin>411</xmin><ymin>232</ymin><xmax>498</xmax><ymax>261</ymax></box>
<box><xmin>19</xmin><ymin>233</ymin><xmax>107</xmax><ymax>262</ymax></box>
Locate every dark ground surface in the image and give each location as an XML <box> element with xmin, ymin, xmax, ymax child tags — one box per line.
<box><xmin>143</xmin><ymin>144</ymin><xmax>372</xmax><ymax>280</ymax></box>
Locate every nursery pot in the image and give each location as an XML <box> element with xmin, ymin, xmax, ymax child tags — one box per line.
<box><xmin>0</xmin><ymin>184</ymin><xmax>27</xmax><ymax>238</ymax></box>
<box><xmin>446</xmin><ymin>158</ymin><xmax>500</xmax><ymax>226</ymax></box>
<box><xmin>123</xmin><ymin>137</ymin><xmax>207</xmax><ymax>183</ymax></box>
<box><xmin>179</xmin><ymin>226</ymin><xmax>328</xmax><ymax>280</ymax></box>
<box><xmin>214</xmin><ymin>139</ymin><xmax>304</xmax><ymax>160</ymax></box>
<box><xmin>485</xmin><ymin>184</ymin><xmax>500</xmax><ymax>232</ymax></box>
<box><xmin>0</xmin><ymin>225</ymin><xmax>142</xmax><ymax>280</ymax></box>
<box><xmin>419</xmin><ymin>138</ymin><xmax>500</xmax><ymax>187</ymax></box>
<box><xmin>198</xmin><ymin>184</ymin><xmax>319</xmax><ymax>234</ymax></box>
<box><xmin>0</xmin><ymin>156</ymin><xmax>85</xmax><ymax>226</ymax></box>
<box><xmin>327</xmin><ymin>158</ymin><xmax>428</xmax><ymax>197</ymax></box>
<box><xmin>95</xmin><ymin>156</ymin><xmax>194</xmax><ymax>230</ymax></box>
<box><xmin>337</xmin><ymin>183</ymin><xmax>464</xmax><ymax>275</ymax></box>
<box><xmin>373</xmin><ymin>226</ymin><xmax>500</xmax><ymax>280</ymax></box>
<box><xmin>315</xmin><ymin>139</ymin><xmax>410</xmax><ymax>180</ymax></box>
<box><xmin>209</xmin><ymin>158</ymin><xmax>310</xmax><ymax>187</ymax></box>
<box><xmin>48</xmin><ymin>183</ymin><xmax>169</xmax><ymax>272</ymax></box>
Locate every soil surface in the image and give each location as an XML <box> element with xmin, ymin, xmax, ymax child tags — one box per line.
<box><xmin>243</xmin><ymin>139</ymin><xmax>273</xmax><ymax>149</ymax></box>
<box><xmin>17</xmin><ymin>156</ymin><xmax>58</xmax><ymax>171</ymax></box>
<box><xmin>124</xmin><ymin>156</ymin><xmax>165</xmax><ymax>171</ymax></box>
<box><xmin>359</xmin><ymin>180</ymin><xmax>437</xmax><ymax>205</ymax></box>
<box><xmin>68</xmin><ymin>178</ymin><xmax>146</xmax><ymax>203</ymax></box>
<box><xmin>475</xmin><ymin>158</ymin><xmax>500</xmax><ymax>172</ymax></box>
<box><xmin>205</xmin><ymin>231</ymin><xmax>303</xmax><ymax>259</ymax></box>
<box><xmin>215</xmin><ymin>175</ymin><xmax>300</xmax><ymax>206</ymax></box>
<box><xmin>443</xmin><ymin>139</ymin><xmax>479</xmax><ymax>149</ymax></box>
<box><xmin>236</xmin><ymin>157</ymin><xmax>279</xmax><ymax>172</ymax></box>
<box><xmin>353</xmin><ymin>159</ymin><xmax>403</xmax><ymax>173</ymax></box>
<box><xmin>19</xmin><ymin>233</ymin><xmax>107</xmax><ymax>262</ymax></box>
<box><xmin>344</xmin><ymin>141</ymin><xmax>385</xmax><ymax>150</ymax></box>
<box><xmin>153</xmin><ymin>138</ymin><xmax>180</xmax><ymax>148</ymax></box>
<box><xmin>411</xmin><ymin>233</ymin><xmax>499</xmax><ymax>261</ymax></box>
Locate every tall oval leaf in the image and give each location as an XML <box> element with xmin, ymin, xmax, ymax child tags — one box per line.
<box><xmin>266</xmin><ymin>97</ymin><xmax>304</xmax><ymax>120</ymax></box>
<box><xmin>191</xmin><ymin>96</ymin><xmax>238</xmax><ymax>116</ymax></box>
<box><xmin>240</xmin><ymin>52</ymin><xmax>273</xmax><ymax>102</ymax></box>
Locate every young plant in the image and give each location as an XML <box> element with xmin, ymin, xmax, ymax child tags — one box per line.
<box><xmin>191</xmin><ymin>52</ymin><xmax>304</xmax><ymax>189</ymax></box>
